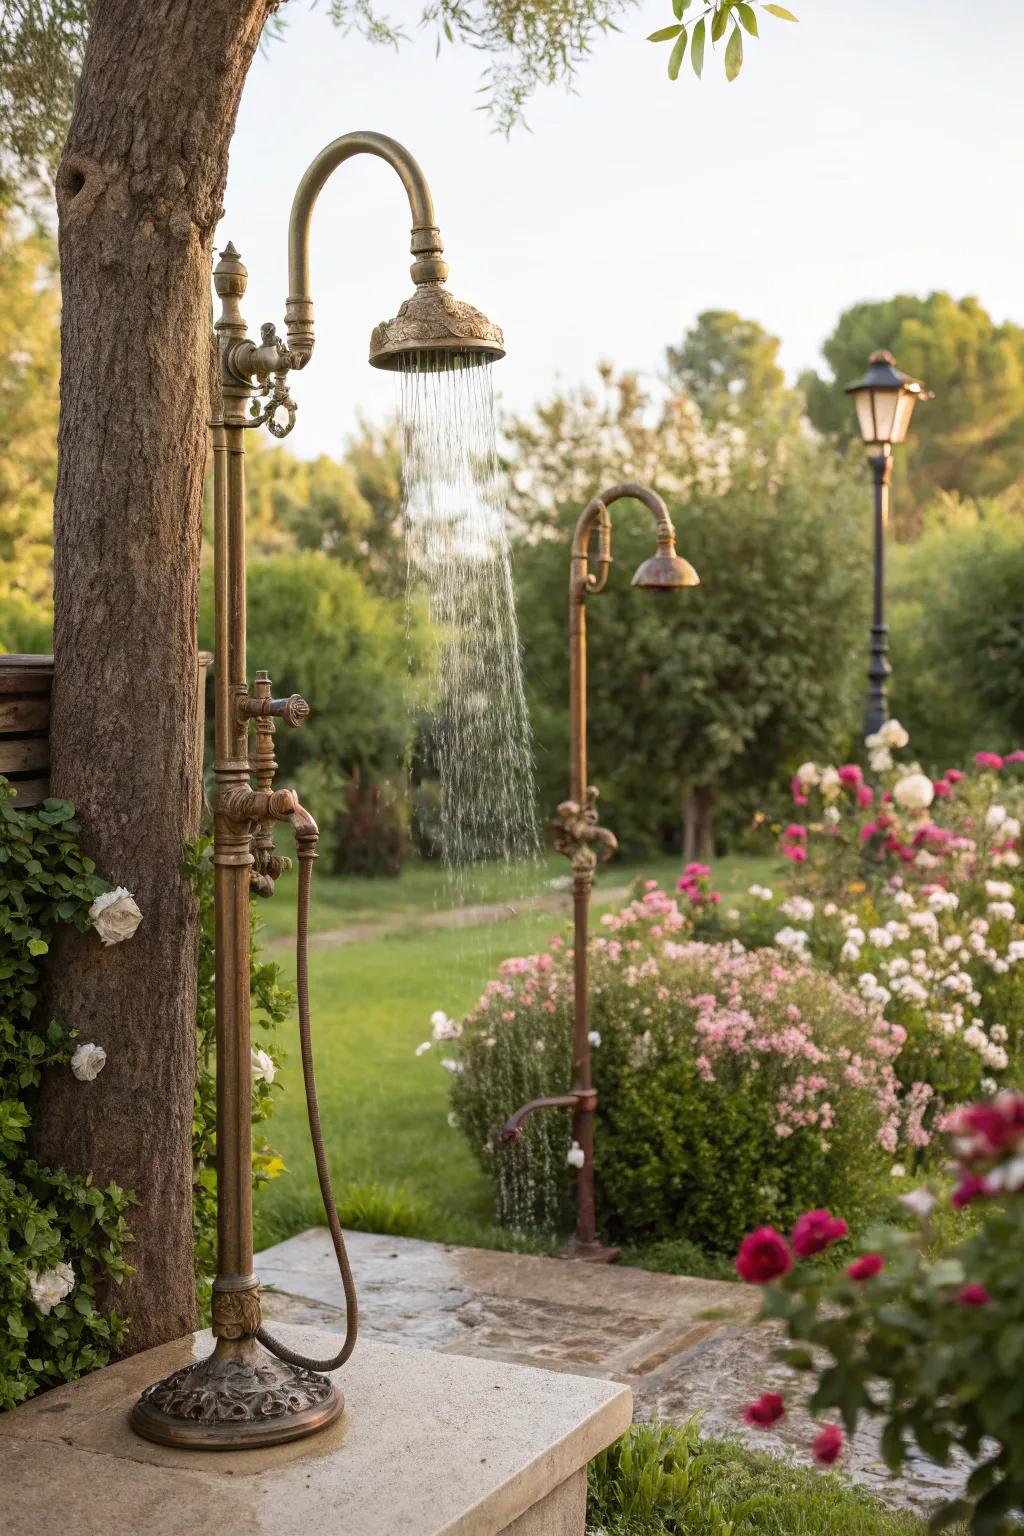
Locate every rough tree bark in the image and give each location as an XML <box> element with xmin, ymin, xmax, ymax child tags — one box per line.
<box><xmin>34</xmin><ymin>0</ymin><xmax>271</xmax><ymax>1354</ymax></box>
<box><xmin>681</xmin><ymin>784</ymin><xmax>715</xmax><ymax>865</ymax></box>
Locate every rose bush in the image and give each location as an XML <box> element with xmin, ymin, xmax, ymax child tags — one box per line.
<box><xmin>693</xmin><ymin>731</ymin><xmax>1024</xmax><ymax>1132</ymax></box>
<box><xmin>735</xmin><ymin>1093</ymin><xmax>1024</xmax><ymax>1536</ymax></box>
<box><xmin>437</xmin><ymin>887</ymin><xmax>908</xmax><ymax>1252</ymax></box>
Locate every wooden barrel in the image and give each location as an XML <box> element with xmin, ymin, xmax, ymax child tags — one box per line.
<box><xmin>0</xmin><ymin>652</ymin><xmax>214</xmax><ymax>811</ymax></box>
<box><xmin>0</xmin><ymin>655</ymin><xmax>53</xmax><ymax>807</ymax></box>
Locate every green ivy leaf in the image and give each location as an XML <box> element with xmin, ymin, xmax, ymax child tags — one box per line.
<box><xmin>736</xmin><ymin>2</ymin><xmax>758</xmax><ymax>34</ymax></box>
<box><xmin>648</xmin><ymin>23</ymin><xmax>684</xmax><ymax>41</ymax></box>
<box><xmin>724</xmin><ymin>23</ymin><xmax>743</xmax><ymax>79</ymax></box>
<box><xmin>763</xmin><ymin>3</ymin><xmax>798</xmax><ymax>17</ymax></box>
<box><xmin>668</xmin><ymin>26</ymin><xmax>688</xmax><ymax>78</ymax></box>
<box><xmin>690</xmin><ymin>17</ymin><xmax>706</xmax><ymax>74</ymax></box>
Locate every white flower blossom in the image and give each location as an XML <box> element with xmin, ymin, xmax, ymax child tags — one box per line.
<box><xmin>928</xmin><ymin>889</ymin><xmax>959</xmax><ymax>912</ymax></box>
<box><xmin>781</xmin><ymin>896</ymin><xmax>815</xmax><ymax>922</ymax></box>
<box><xmin>900</xmin><ymin>1188</ymin><xmax>936</xmax><ymax>1219</ymax></box>
<box><xmin>795</xmin><ymin>762</ymin><xmax>820</xmax><ymax>790</ymax></box>
<box><xmin>1007</xmin><ymin>940</ymin><xmax>1024</xmax><ymax>963</ymax></box>
<box><xmin>251</xmin><ymin>1047</ymin><xmax>276</xmax><ymax>1084</ymax></box>
<box><xmin>440</xmin><ymin>1057</ymin><xmax>463</xmax><ymax>1074</ymax></box>
<box><xmin>986</xmin><ymin>805</ymin><xmax>1008</xmax><ymax>830</ymax></box>
<box><xmin>890</xmin><ymin>1163</ymin><xmax>906</xmax><ymax>1179</ymax></box>
<box><xmin>775</xmin><ymin>926</ymin><xmax>809</xmax><ymax>953</ymax></box>
<box><xmin>431</xmin><ymin>1011</ymin><xmax>463</xmax><ymax>1041</ymax></box>
<box><xmin>869</xmin><ymin>927</ymin><xmax>893</xmax><ymax>948</ymax></box>
<box><xmin>566</xmin><ymin>1141</ymin><xmax>586</xmax><ymax>1169</ymax></box>
<box><xmin>1003</xmin><ymin>817</ymin><xmax>1021</xmax><ymax>841</ymax></box>
<box><xmin>893</xmin><ymin>773</ymin><xmax>934</xmax><ymax>811</ymax></box>
<box><xmin>987</xmin><ymin>901</ymin><xmax>1015</xmax><ymax>923</ymax></box>
<box><xmin>879</xmin><ymin>719</ymin><xmax>909</xmax><ymax>750</ymax></box>
<box><xmin>748</xmin><ymin>885</ymin><xmax>774</xmax><ymax>902</ymax></box>
<box><xmin>588</xmin><ymin>1030</ymin><xmax>602</xmax><ymax>1048</ymax></box>
<box><xmin>415</xmin><ymin>1041</ymin><xmax>432</xmax><ymax>1057</ymax></box>
<box><xmin>985</xmin><ymin>880</ymin><xmax>1014</xmax><ymax>900</ymax></box>
<box><xmin>996</xmin><ymin>849</ymin><xmax>1021</xmax><ymax>869</ymax></box>
<box><xmin>824</xmin><ymin>805</ymin><xmax>840</xmax><ymax>825</ymax></box>
<box><xmin>89</xmin><ymin>887</ymin><xmax>143</xmax><ymax>947</ymax></box>
<box><xmin>869</xmin><ymin>747</ymin><xmax>893</xmax><ymax>773</ymax></box>
<box><xmin>819</xmin><ymin>767</ymin><xmax>841</xmax><ymax>802</ymax></box>
<box><xmin>70</xmin><ymin>1042</ymin><xmax>106</xmax><ymax>1082</ymax></box>
<box><xmin>28</xmin><ymin>1263</ymin><xmax>76</xmax><ymax>1315</ymax></box>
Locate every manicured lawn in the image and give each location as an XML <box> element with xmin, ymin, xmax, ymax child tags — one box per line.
<box><xmin>253</xmin><ymin>851</ymin><xmax>780</xmax><ymax>1252</ymax></box>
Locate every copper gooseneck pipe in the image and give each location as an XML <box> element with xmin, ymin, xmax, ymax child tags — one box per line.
<box><xmin>502</xmin><ymin>484</ymin><xmax>698</xmax><ymax>1263</ymax></box>
<box><xmin>131</xmin><ymin>132</ymin><xmax>463</xmax><ymax>1450</ymax></box>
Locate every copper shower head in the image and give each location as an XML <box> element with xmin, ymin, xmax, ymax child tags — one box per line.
<box><xmin>369</xmin><ymin>283</ymin><xmax>505</xmax><ymax>372</ymax></box>
<box><xmin>631</xmin><ymin>547</ymin><xmax>700</xmax><ymax>591</ymax></box>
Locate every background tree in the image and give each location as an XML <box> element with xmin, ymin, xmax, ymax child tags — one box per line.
<box><xmin>509</xmin><ymin>340</ymin><xmax>867</xmax><ymax>861</ymax></box>
<box><xmin>665</xmin><ymin>308</ymin><xmax>785</xmax><ymax>419</ymax></box>
<box><xmin>0</xmin><ymin>207</ymin><xmax>58</xmax><ymax>652</ymax></box>
<box><xmin>888</xmin><ymin>492</ymin><xmax>1024</xmax><ymax>768</ymax></box>
<box><xmin>802</xmin><ymin>293</ymin><xmax>1024</xmax><ymax>528</ymax></box>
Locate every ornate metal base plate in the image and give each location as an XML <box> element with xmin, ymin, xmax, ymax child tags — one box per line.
<box><xmin>558</xmin><ymin>1237</ymin><xmax>621</xmax><ymax>1265</ymax></box>
<box><xmin>131</xmin><ymin>1340</ymin><xmax>343</xmax><ymax>1450</ymax></box>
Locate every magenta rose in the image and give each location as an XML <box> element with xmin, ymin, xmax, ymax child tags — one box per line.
<box><xmin>792</xmin><ymin>1209</ymin><xmax>849</xmax><ymax>1258</ymax></box>
<box><xmin>736</xmin><ymin>1227</ymin><xmax>793</xmax><ymax>1284</ymax></box>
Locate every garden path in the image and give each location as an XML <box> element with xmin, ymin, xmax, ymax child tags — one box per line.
<box><xmin>257</xmin><ymin>1227</ymin><xmax>968</xmax><ymax>1519</ymax></box>
<box><xmin>265</xmin><ymin>884</ymin><xmax>633</xmax><ymax>952</ymax></box>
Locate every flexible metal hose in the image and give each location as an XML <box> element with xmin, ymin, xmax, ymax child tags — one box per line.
<box><xmin>257</xmin><ymin>839</ymin><xmax>358</xmax><ymax>1372</ymax></box>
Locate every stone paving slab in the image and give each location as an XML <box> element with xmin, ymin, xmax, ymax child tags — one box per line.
<box><xmin>1</xmin><ymin>1323</ymin><xmax>631</xmax><ymax>1536</ymax></box>
<box><xmin>257</xmin><ymin>1228</ymin><xmax>966</xmax><ymax>1517</ymax></box>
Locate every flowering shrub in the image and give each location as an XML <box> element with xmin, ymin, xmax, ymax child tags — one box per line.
<box><xmin>0</xmin><ymin>785</ymin><xmax>133</xmax><ymax>1410</ymax></box>
<box><xmin>736</xmin><ymin>1093</ymin><xmax>1024</xmax><ymax>1535</ymax></box>
<box><xmin>695</xmin><ymin>730</ymin><xmax>1024</xmax><ymax>1131</ymax></box>
<box><xmin>439</xmin><ymin>888</ymin><xmax>904</xmax><ymax>1252</ymax></box>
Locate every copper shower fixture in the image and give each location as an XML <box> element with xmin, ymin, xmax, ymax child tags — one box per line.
<box><xmin>501</xmin><ymin>484</ymin><xmax>698</xmax><ymax>1262</ymax></box>
<box><xmin>131</xmin><ymin>132</ymin><xmax>503</xmax><ymax>1450</ymax></box>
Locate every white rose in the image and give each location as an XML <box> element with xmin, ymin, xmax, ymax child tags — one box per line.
<box><xmin>28</xmin><ymin>1262</ymin><xmax>76</xmax><ymax>1316</ymax></box>
<box><xmin>869</xmin><ymin>747</ymin><xmax>893</xmax><ymax>773</ymax></box>
<box><xmin>899</xmin><ymin>1188</ymin><xmax>936</xmax><ymax>1219</ymax></box>
<box><xmin>986</xmin><ymin>880</ymin><xmax>1013</xmax><ymax>900</ymax></box>
<box><xmin>893</xmin><ymin>773</ymin><xmax>934</xmax><ymax>811</ymax></box>
<box><xmin>70</xmin><ymin>1042</ymin><xmax>106</xmax><ymax>1082</ymax></box>
<box><xmin>588</xmin><ymin>1030</ymin><xmax>602</xmax><ymax>1048</ymax></box>
<box><xmin>865</xmin><ymin>731</ymin><xmax>883</xmax><ymax>751</ymax></box>
<box><xmin>89</xmin><ymin>887</ymin><xmax>143</xmax><ymax>946</ymax></box>
<box><xmin>824</xmin><ymin>805</ymin><xmax>840</xmax><ymax>825</ymax></box>
<box><xmin>988</xmin><ymin>901</ymin><xmax>1015</xmax><ymax>922</ymax></box>
<box><xmin>880</xmin><ymin>719</ymin><xmax>909</xmax><ymax>749</ymax></box>
<box><xmin>431</xmin><ymin>1011</ymin><xmax>462</xmax><ymax>1040</ymax></box>
<box><xmin>775</xmin><ymin>926</ymin><xmax>809</xmax><ymax>952</ymax></box>
<box><xmin>986</xmin><ymin>805</ymin><xmax>1008</xmax><ymax>830</ymax></box>
<box><xmin>566</xmin><ymin>1141</ymin><xmax>586</xmax><ymax>1169</ymax></box>
<box><xmin>890</xmin><ymin>1163</ymin><xmax>906</xmax><ymax>1179</ymax></box>
<box><xmin>796</xmin><ymin>762</ymin><xmax>820</xmax><ymax>789</ymax></box>
<box><xmin>869</xmin><ymin>927</ymin><xmax>893</xmax><ymax>947</ymax></box>
<box><xmin>251</xmin><ymin>1047</ymin><xmax>276</xmax><ymax>1084</ymax></box>
<box><xmin>819</xmin><ymin>767</ymin><xmax>841</xmax><ymax>802</ymax></box>
<box><xmin>1003</xmin><ymin>817</ymin><xmax>1021</xmax><ymax>841</ymax></box>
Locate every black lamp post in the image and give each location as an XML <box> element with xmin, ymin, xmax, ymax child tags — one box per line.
<box><xmin>845</xmin><ymin>350</ymin><xmax>926</xmax><ymax>738</ymax></box>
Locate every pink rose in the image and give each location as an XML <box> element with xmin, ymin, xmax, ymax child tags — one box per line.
<box><xmin>975</xmin><ymin>752</ymin><xmax>1004</xmax><ymax>770</ymax></box>
<box><xmin>791</xmin><ymin>775</ymin><xmax>809</xmax><ymax>807</ymax></box>
<box><xmin>856</xmin><ymin>785</ymin><xmax>874</xmax><ymax>808</ymax></box>
<box><xmin>932</xmin><ymin>779</ymin><xmax>951</xmax><ymax>798</ymax></box>
<box><xmin>743</xmin><ymin>1392</ymin><xmax>785</xmax><ymax>1427</ymax></box>
<box><xmin>945</xmin><ymin>769</ymin><xmax>965</xmax><ymax>783</ymax></box>
<box><xmin>838</xmin><ymin>764</ymin><xmax>863</xmax><ymax>787</ymax></box>
<box><xmin>812</xmin><ymin>1424</ymin><xmax>843</xmax><ymax>1465</ymax></box>
<box><xmin>782</xmin><ymin>845</ymin><xmax>807</xmax><ymax>864</ymax></box>
<box><xmin>792</xmin><ymin>1209</ymin><xmax>848</xmax><ymax>1258</ymax></box>
<box><xmin>847</xmin><ymin>1253</ymin><xmax>885</xmax><ymax>1282</ymax></box>
<box><xmin>783</xmin><ymin>824</ymin><xmax>808</xmax><ymax>843</ymax></box>
<box><xmin>952</xmin><ymin>1175</ymin><xmax>995</xmax><ymax>1209</ymax></box>
<box><xmin>736</xmin><ymin>1227</ymin><xmax>793</xmax><ymax>1284</ymax></box>
<box><xmin>957</xmin><ymin>1283</ymin><xmax>991</xmax><ymax>1307</ymax></box>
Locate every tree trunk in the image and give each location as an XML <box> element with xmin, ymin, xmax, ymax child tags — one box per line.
<box><xmin>681</xmin><ymin>783</ymin><xmax>715</xmax><ymax>865</ymax></box>
<box><xmin>35</xmin><ymin>0</ymin><xmax>269</xmax><ymax>1355</ymax></box>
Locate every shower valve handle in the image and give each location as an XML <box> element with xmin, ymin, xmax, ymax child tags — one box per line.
<box><xmin>241</xmin><ymin>692</ymin><xmax>310</xmax><ymax>727</ymax></box>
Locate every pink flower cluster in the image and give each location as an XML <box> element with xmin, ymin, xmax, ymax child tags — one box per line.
<box><xmin>677</xmin><ymin>862</ymin><xmax>721</xmax><ymax>906</ymax></box>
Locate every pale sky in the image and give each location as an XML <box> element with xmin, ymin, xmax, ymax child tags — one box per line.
<box><xmin>218</xmin><ymin>0</ymin><xmax>1024</xmax><ymax>458</ymax></box>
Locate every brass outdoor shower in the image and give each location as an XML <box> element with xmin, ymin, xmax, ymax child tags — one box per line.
<box><xmin>130</xmin><ymin>131</ymin><xmax>503</xmax><ymax>1450</ymax></box>
<box><xmin>502</xmin><ymin>485</ymin><xmax>698</xmax><ymax>1262</ymax></box>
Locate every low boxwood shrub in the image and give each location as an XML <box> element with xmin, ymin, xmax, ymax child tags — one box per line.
<box><xmin>443</xmin><ymin>889</ymin><xmax>905</xmax><ymax>1254</ymax></box>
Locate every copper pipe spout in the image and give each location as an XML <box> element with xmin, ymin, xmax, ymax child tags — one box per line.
<box><xmin>500</xmin><ymin>1090</ymin><xmax>597</xmax><ymax>1143</ymax></box>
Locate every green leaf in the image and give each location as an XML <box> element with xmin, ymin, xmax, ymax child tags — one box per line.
<box><xmin>691</xmin><ymin>17</ymin><xmax>706</xmax><ymax>74</ymax></box>
<box><xmin>763</xmin><ymin>3</ymin><xmax>798</xmax><ymax>17</ymax></box>
<box><xmin>673</xmin><ymin>0</ymin><xmax>693</xmax><ymax>16</ymax></box>
<box><xmin>711</xmin><ymin>4</ymin><xmax>729</xmax><ymax>42</ymax></box>
<box><xmin>648</xmin><ymin>23</ymin><xmax>684</xmax><ymax>41</ymax></box>
<box><xmin>724</xmin><ymin>23</ymin><xmax>743</xmax><ymax>79</ymax></box>
<box><xmin>668</xmin><ymin>26</ymin><xmax>688</xmax><ymax>78</ymax></box>
<box><xmin>736</xmin><ymin>3</ymin><xmax>758</xmax><ymax>34</ymax></box>
<box><xmin>26</xmin><ymin>938</ymin><xmax>48</xmax><ymax>957</ymax></box>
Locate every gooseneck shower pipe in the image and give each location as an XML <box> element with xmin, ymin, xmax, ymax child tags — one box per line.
<box><xmin>501</xmin><ymin>484</ymin><xmax>698</xmax><ymax>1263</ymax></box>
<box><xmin>130</xmin><ymin>131</ymin><xmax>504</xmax><ymax>1451</ymax></box>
